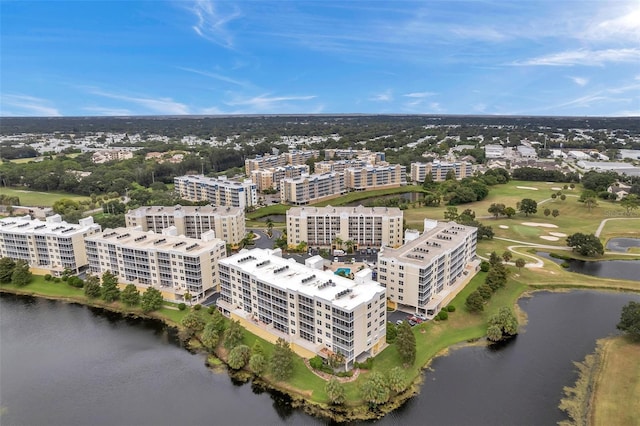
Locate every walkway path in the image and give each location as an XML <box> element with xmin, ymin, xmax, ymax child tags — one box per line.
<box><xmin>594</xmin><ymin>217</ymin><xmax>640</xmax><ymax>237</ymax></box>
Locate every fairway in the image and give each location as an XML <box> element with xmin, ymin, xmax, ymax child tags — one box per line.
<box><xmin>0</xmin><ymin>187</ymin><xmax>89</xmax><ymax>207</ymax></box>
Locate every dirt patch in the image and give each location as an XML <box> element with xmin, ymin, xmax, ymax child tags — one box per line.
<box><xmin>521</xmin><ymin>222</ymin><xmax>559</xmax><ymax>228</ymax></box>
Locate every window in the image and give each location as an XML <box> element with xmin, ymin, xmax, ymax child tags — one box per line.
<box><xmin>367</xmin><ymin>321</ymin><xmax>371</xmax><ymax>328</ymax></box>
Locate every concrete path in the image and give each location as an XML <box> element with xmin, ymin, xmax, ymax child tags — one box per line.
<box><xmin>594</xmin><ymin>217</ymin><xmax>640</xmax><ymax>237</ymax></box>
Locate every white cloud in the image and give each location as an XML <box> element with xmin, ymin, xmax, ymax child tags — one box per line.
<box><xmin>583</xmin><ymin>7</ymin><xmax>640</xmax><ymax>43</ymax></box>
<box><xmin>83</xmin><ymin>107</ymin><xmax>132</xmax><ymax>116</ymax></box>
<box><xmin>403</xmin><ymin>92</ymin><xmax>435</xmax><ymax>98</ymax></box>
<box><xmin>569</xmin><ymin>76</ymin><xmax>589</xmax><ymax>86</ymax></box>
<box><xmin>370</xmin><ymin>90</ymin><xmax>393</xmax><ymax>102</ymax></box>
<box><xmin>512</xmin><ymin>48</ymin><xmax>640</xmax><ymax>66</ymax></box>
<box><xmin>89</xmin><ymin>90</ymin><xmax>190</xmax><ymax>115</ymax></box>
<box><xmin>225</xmin><ymin>94</ymin><xmax>316</xmax><ymax>111</ymax></box>
<box><xmin>178</xmin><ymin>67</ymin><xmax>252</xmax><ymax>88</ymax></box>
<box><xmin>188</xmin><ymin>0</ymin><xmax>241</xmax><ymax>48</ymax></box>
<box><xmin>1</xmin><ymin>94</ymin><xmax>61</xmax><ymax>116</ymax></box>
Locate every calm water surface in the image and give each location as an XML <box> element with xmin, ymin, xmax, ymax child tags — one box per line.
<box><xmin>606</xmin><ymin>237</ymin><xmax>640</xmax><ymax>253</ymax></box>
<box><xmin>1</xmin><ymin>291</ymin><xmax>638</xmax><ymax>426</ymax></box>
<box><xmin>536</xmin><ymin>251</ymin><xmax>640</xmax><ymax>281</ymax></box>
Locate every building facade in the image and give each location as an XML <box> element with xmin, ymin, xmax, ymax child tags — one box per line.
<box><xmin>344</xmin><ymin>165</ymin><xmax>406</xmax><ymax>190</ymax></box>
<box><xmin>174</xmin><ymin>175</ymin><xmax>257</xmax><ymax>209</ymax></box>
<box><xmin>245</xmin><ymin>150</ymin><xmax>319</xmax><ymax>175</ymax></box>
<box><xmin>377</xmin><ymin>220</ymin><xmax>477</xmax><ymax>318</ymax></box>
<box><xmin>286</xmin><ymin>205</ymin><xmax>403</xmax><ymax>249</ymax></box>
<box><xmin>280</xmin><ymin>172</ymin><xmax>347</xmax><ymax>205</ymax></box>
<box><xmin>125</xmin><ymin>205</ymin><xmax>245</xmax><ymax>246</ymax></box>
<box><xmin>0</xmin><ymin>214</ymin><xmax>101</xmax><ymax>274</ymax></box>
<box><xmin>84</xmin><ymin>227</ymin><xmax>226</xmax><ymax>303</ymax></box>
<box><xmin>250</xmin><ymin>164</ymin><xmax>310</xmax><ymax>192</ymax></box>
<box><xmin>410</xmin><ymin>161</ymin><xmax>473</xmax><ymax>182</ymax></box>
<box><xmin>217</xmin><ymin>248</ymin><xmax>387</xmax><ymax>365</ymax></box>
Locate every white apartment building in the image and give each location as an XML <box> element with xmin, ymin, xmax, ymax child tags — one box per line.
<box><xmin>286</xmin><ymin>205</ymin><xmax>403</xmax><ymax>249</ymax></box>
<box><xmin>174</xmin><ymin>175</ymin><xmax>258</xmax><ymax>209</ymax></box>
<box><xmin>91</xmin><ymin>149</ymin><xmax>134</xmax><ymax>164</ymax></box>
<box><xmin>410</xmin><ymin>161</ymin><xmax>473</xmax><ymax>182</ymax></box>
<box><xmin>344</xmin><ymin>165</ymin><xmax>406</xmax><ymax>190</ymax></box>
<box><xmin>325</xmin><ymin>149</ymin><xmax>386</xmax><ymax>163</ymax></box>
<box><xmin>125</xmin><ymin>205</ymin><xmax>245</xmax><ymax>246</ymax></box>
<box><xmin>250</xmin><ymin>164</ymin><xmax>309</xmax><ymax>191</ymax></box>
<box><xmin>245</xmin><ymin>150</ymin><xmax>319</xmax><ymax>175</ymax></box>
<box><xmin>217</xmin><ymin>248</ymin><xmax>387</xmax><ymax>365</ymax></box>
<box><xmin>377</xmin><ymin>220</ymin><xmax>478</xmax><ymax>318</ymax></box>
<box><xmin>484</xmin><ymin>144</ymin><xmax>505</xmax><ymax>159</ymax></box>
<box><xmin>314</xmin><ymin>160</ymin><xmax>368</xmax><ymax>174</ymax></box>
<box><xmin>85</xmin><ymin>227</ymin><xmax>226</xmax><ymax>303</ymax></box>
<box><xmin>280</xmin><ymin>172</ymin><xmax>347</xmax><ymax>205</ymax></box>
<box><xmin>0</xmin><ymin>214</ymin><xmax>101</xmax><ymax>274</ymax></box>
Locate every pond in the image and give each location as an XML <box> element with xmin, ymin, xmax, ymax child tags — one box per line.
<box><xmin>1</xmin><ymin>290</ymin><xmax>638</xmax><ymax>425</ymax></box>
<box><xmin>537</xmin><ymin>251</ymin><xmax>640</xmax><ymax>281</ymax></box>
<box><xmin>606</xmin><ymin>237</ymin><xmax>640</xmax><ymax>253</ymax></box>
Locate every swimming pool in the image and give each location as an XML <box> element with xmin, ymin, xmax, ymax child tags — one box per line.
<box><xmin>335</xmin><ymin>268</ymin><xmax>351</xmax><ymax>276</ymax></box>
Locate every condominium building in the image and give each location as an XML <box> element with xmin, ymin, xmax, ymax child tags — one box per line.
<box><xmin>0</xmin><ymin>214</ymin><xmax>101</xmax><ymax>274</ymax></box>
<box><xmin>410</xmin><ymin>161</ymin><xmax>473</xmax><ymax>182</ymax></box>
<box><xmin>250</xmin><ymin>164</ymin><xmax>310</xmax><ymax>192</ymax></box>
<box><xmin>377</xmin><ymin>220</ymin><xmax>478</xmax><ymax>318</ymax></box>
<box><xmin>217</xmin><ymin>248</ymin><xmax>387</xmax><ymax>365</ymax></box>
<box><xmin>283</xmin><ymin>150</ymin><xmax>320</xmax><ymax>166</ymax></box>
<box><xmin>125</xmin><ymin>205</ymin><xmax>245</xmax><ymax>246</ymax></box>
<box><xmin>325</xmin><ymin>149</ymin><xmax>386</xmax><ymax>163</ymax></box>
<box><xmin>314</xmin><ymin>159</ymin><xmax>368</xmax><ymax>174</ymax></box>
<box><xmin>85</xmin><ymin>227</ymin><xmax>226</xmax><ymax>303</ymax></box>
<box><xmin>280</xmin><ymin>172</ymin><xmax>347</xmax><ymax>205</ymax></box>
<box><xmin>286</xmin><ymin>205</ymin><xmax>403</xmax><ymax>249</ymax></box>
<box><xmin>245</xmin><ymin>150</ymin><xmax>319</xmax><ymax>175</ymax></box>
<box><xmin>344</xmin><ymin>165</ymin><xmax>406</xmax><ymax>190</ymax></box>
<box><xmin>174</xmin><ymin>175</ymin><xmax>257</xmax><ymax>209</ymax></box>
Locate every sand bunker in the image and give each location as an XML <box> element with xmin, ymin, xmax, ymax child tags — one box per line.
<box><xmin>549</xmin><ymin>232</ymin><xmax>567</xmax><ymax>237</ymax></box>
<box><xmin>540</xmin><ymin>236</ymin><xmax>560</xmax><ymax>241</ymax></box>
<box><xmin>499</xmin><ymin>225</ymin><xmax>509</xmax><ymax>229</ymax></box>
<box><xmin>551</xmin><ymin>187</ymin><xmax>562</xmax><ymax>191</ymax></box>
<box><xmin>516</xmin><ymin>186</ymin><xmax>539</xmax><ymax>190</ymax></box>
<box><xmin>521</xmin><ymin>222</ymin><xmax>558</xmax><ymax>228</ymax></box>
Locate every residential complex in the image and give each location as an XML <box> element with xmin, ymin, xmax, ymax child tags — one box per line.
<box><xmin>174</xmin><ymin>175</ymin><xmax>258</xmax><ymax>209</ymax></box>
<box><xmin>410</xmin><ymin>161</ymin><xmax>473</xmax><ymax>182</ymax></box>
<box><xmin>125</xmin><ymin>205</ymin><xmax>246</xmax><ymax>246</ymax></box>
<box><xmin>0</xmin><ymin>214</ymin><xmax>101</xmax><ymax>274</ymax></box>
<box><xmin>217</xmin><ymin>248</ymin><xmax>387</xmax><ymax>365</ymax></box>
<box><xmin>344</xmin><ymin>165</ymin><xmax>406</xmax><ymax>190</ymax></box>
<box><xmin>250</xmin><ymin>164</ymin><xmax>309</xmax><ymax>192</ymax></box>
<box><xmin>325</xmin><ymin>149</ymin><xmax>386</xmax><ymax>164</ymax></box>
<box><xmin>286</xmin><ymin>205</ymin><xmax>403</xmax><ymax>249</ymax></box>
<box><xmin>377</xmin><ymin>220</ymin><xmax>478</xmax><ymax>318</ymax></box>
<box><xmin>244</xmin><ymin>150</ymin><xmax>319</xmax><ymax>175</ymax></box>
<box><xmin>314</xmin><ymin>159</ymin><xmax>368</xmax><ymax>174</ymax></box>
<box><xmin>85</xmin><ymin>227</ymin><xmax>226</xmax><ymax>303</ymax></box>
<box><xmin>91</xmin><ymin>149</ymin><xmax>134</xmax><ymax>164</ymax></box>
<box><xmin>280</xmin><ymin>172</ymin><xmax>346</xmax><ymax>205</ymax></box>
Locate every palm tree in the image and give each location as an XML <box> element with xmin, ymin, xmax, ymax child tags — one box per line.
<box><xmin>266</xmin><ymin>218</ymin><xmax>274</xmax><ymax>237</ymax></box>
<box><xmin>333</xmin><ymin>236</ymin><xmax>343</xmax><ymax>250</ymax></box>
<box><xmin>345</xmin><ymin>240</ymin><xmax>354</xmax><ymax>254</ymax></box>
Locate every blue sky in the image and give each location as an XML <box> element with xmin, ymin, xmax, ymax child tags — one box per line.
<box><xmin>1</xmin><ymin>0</ymin><xmax>639</xmax><ymax>117</ymax></box>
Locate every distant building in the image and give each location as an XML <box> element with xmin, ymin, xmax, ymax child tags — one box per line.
<box><xmin>568</xmin><ymin>150</ymin><xmax>591</xmax><ymax>160</ymax></box>
<box><xmin>410</xmin><ymin>161</ymin><xmax>473</xmax><ymax>182</ymax></box>
<box><xmin>250</xmin><ymin>164</ymin><xmax>309</xmax><ymax>191</ymax></box>
<box><xmin>217</xmin><ymin>248</ymin><xmax>387</xmax><ymax>366</ymax></box>
<box><xmin>484</xmin><ymin>144</ymin><xmax>505</xmax><ymax>159</ymax></box>
<box><xmin>516</xmin><ymin>145</ymin><xmax>537</xmax><ymax>159</ymax></box>
<box><xmin>280</xmin><ymin>172</ymin><xmax>346</xmax><ymax>205</ymax></box>
<box><xmin>0</xmin><ymin>215</ymin><xmax>101</xmax><ymax>274</ymax></box>
<box><xmin>91</xmin><ymin>149</ymin><xmax>134</xmax><ymax>164</ymax></box>
<box><xmin>85</xmin><ymin>227</ymin><xmax>226</xmax><ymax>303</ymax></box>
<box><xmin>244</xmin><ymin>150</ymin><xmax>319</xmax><ymax>175</ymax></box>
<box><xmin>125</xmin><ymin>205</ymin><xmax>245</xmax><ymax>246</ymax></box>
<box><xmin>174</xmin><ymin>175</ymin><xmax>258</xmax><ymax>209</ymax></box>
<box><xmin>619</xmin><ymin>149</ymin><xmax>640</xmax><ymax>160</ymax></box>
<box><xmin>286</xmin><ymin>205</ymin><xmax>403</xmax><ymax>249</ymax></box>
<box><xmin>377</xmin><ymin>220</ymin><xmax>477</xmax><ymax>318</ymax></box>
<box><xmin>607</xmin><ymin>182</ymin><xmax>632</xmax><ymax>200</ymax></box>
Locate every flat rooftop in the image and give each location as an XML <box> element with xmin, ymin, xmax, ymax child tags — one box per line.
<box><xmin>221</xmin><ymin>248</ymin><xmax>384</xmax><ymax>311</ymax></box>
<box><xmin>0</xmin><ymin>215</ymin><xmax>99</xmax><ymax>237</ymax></box>
<box><xmin>288</xmin><ymin>205</ymin><xmax>402</xmax><ymax>216</ymax></box>
<box><xmin>127</xmin><ymin>205</ymin><xmax>243</xmax><ymax>217</ymax></box>
<box><xmin>379</xmin><ymin>221</ymin><xmax>476</xmax><ymax>265</ymax></box>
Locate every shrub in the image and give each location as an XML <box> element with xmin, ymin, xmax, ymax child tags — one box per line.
<box><xmin>44</xmin><ymin>274</ymin><xmax>52</xmax><ymax>281</ymax></box>
<box><xmin>437</xmin><ymin>311</ymin><xmax>449</xmax><ymax>320</ymax></box>
<box><xmin>309</xmin><ymin>356</ymin><xmax>324</xmax><ymax>370</ymax></box>
<box><xmin>53</xmin><ymin>277</ymin><xmax>61</xmax><ymax>283</ymax></box>
<box><xmin>208</xmin><ymin>306</ymin><xmax>216</xmax><ymax>314</ymax></box>
<box><xmin>61</xmin><ymin>275</ymin><xmax>68</xmax><ymax>282</ymax></box>
<box><xmin>178</xmin><ymin>303</ymin><xmax>187</xmax><ymax>311</ymax></box>
<box><xmin>480</xmin><ymin>261</ymin><xmax>491</xmax><ymax>272</ymax></box>
<box><xmin>446</xmin><ymin>305</ymin><xmax>456</xmax><ymax>312</ymax></box>
<box><xmin>561</xmin><ymin>261</ymin><xmax>570</xmax><ymax>268</ymax></box>
<box><xmin>67</xmin><ymin>276</ymin><xmax>84</xmax><ymax>288</ymax></box>
<box><xmin>355</xmin><ymin>357</ymin><xmax>374</xmax><ymax>370</ymax></box>
<box><xmin>336</xmin><ymin>371</ymin><xmax>353</xmax><ymax>378</ymax></box>
<box><xmin>193</xmin><ymin>304</ymin><xmax>202</xmax><ymax>311</ymax></box>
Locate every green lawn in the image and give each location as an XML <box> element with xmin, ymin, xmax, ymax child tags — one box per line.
<box><xmin>312</xmin><ymin>186</ymin><xmax>426</xmax><ymax>207</ymax></box>
<box><xmin>0</xmin><ymin>187</ymin><xmax>89</xmax><ymax>207</ymax></box>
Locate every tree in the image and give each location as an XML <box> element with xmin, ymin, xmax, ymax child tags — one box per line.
<box><xmin>140</xmin><ymin>287</ymin><xmax>164</xmax><ymax>313</ymax></box>
<box><xmin>387</xmin><ymin>367</ymin><xmax>406</xmax><ymax>393</ymax></box>
<box><xmin>182</xmin><ymin>310</ymin><xmax>206</xmax><ymax>334</ymax></box>
<box><xmin>502</xmin><ymin>251</ymin><xmax>512</xmax><ymax>263</ymax></box>
<box><xmin>184</xmin><ymin>292</ymin><xmax>193</xmax><ymax>306</ymax></box>
<box><xmin>478</xmin><ymin>284</ymin><xmax>493</xmax><ymax>300</ymax></box>
<box><xmin>228</xmin><ymin>345</ymin><xmax>251</xmax><ymax>370</ymax></box>
<box><xmin>551</xmin><ymin>193</ymin><xmax>557</xmax><ymax>200</ymax></box>
<box><xmin>224</xmin><ymin>319</ymin><xmax>244</xmax><ymax>349</ymax></box>
<box><xmin>210</xmin><ymin>308</ymin><xmax>227</xmax><ymax>336</ymax></box>
<box><xmin>519</xmin><ymin>198</ymin><xmax>538</xmax><ymax>216</ymax></box>
<box><xmin>620</xmin><ymin>194</ymin><xmax>640</xmax><ymax>214</ymax></box>
<box><xmin>544</xmin><ymin>208</ymin><xmax>551</xmax><ymax>217</ymax></box>
<box><xmin>84</xmin><ymin>275</ymin><xmax>102</xmax><ymax>298</ymax></box>
<box><xmin>386</xmin><ymin>321</ymin><xmax>398</xmax><ymax>343</ymax></box>
<box><xmin>249</xmin><ymin>353</ymin><xmax>268</xmax><ymax>376</ymax></box>
<box><xmin>466</xmin><ymin>291</ymin><xmax>484</xmax><ymax>312</ymax></box>
<box><xmin>270</xmin><ymin>337</ymin><xmax>294</xmax><ymax>381</ymax></box>
<box><xmin>504</xmin><ymin>207</ymin><xmax>516</xmax><ymax>218</ymax></box>
<box><xmin>617</xmin><ymin>301</ymin><xmax>640</xmax><ymax>339</ymax></box>
<box><xmin>443</xmin><ymin>206</ymin><xmax>458</xmax><ymax>221</ymax></box>
<box><xmin>515</xmin><ymin>258</ymin><xmax>526</xmax><ymax>271</ymax></box>
<box><xmin>445</xmin><ymin>169</ymin><xmax>457</xmax><ymax>181</ymax></box>
<box><xmin>487</xmin><ymin>307</ymin><xmax>519</xmax><ymax>342</ymax></box>
<box><xmin>488</xmin><ymin>203</ymin><xmax>506</xmax><ymax>219</ymax></box>
<box><xmin>100</xmin><ymin>271</ymin><xmax>120</xmax><ymax>302</ymax></box>
<box><xmin>201</xmin><ymin>321</ymin><xmax>221</xmax><ymax>351</ymax></box>
<box><xmin>11</xmin><ymin>260</ymin><xmax>32</xmax><ymax>287</ymax></box>
<box><xmin>583</xmin><ymin>197</ymin><xmax>598</xmax><ymax>212</ymax></box>
<box><xmin>396</xmin><ymin>321</ymin><xmax>416</xmax><ymax>366</ymax></box>
<box><xmin>552</xmin><ymin>209</ymin><xmax>560</xmax><ymax>218</ymax></box>
<box><xmin>560</xmin><ymin>194</ymin><xmax>567</xmax><ymax>201</ymax></box>
<box><xmin>489</xmin><ymin>251</ymin><xmax>502</xmax><ymax>267</ymax></box>
<box><xmin>266</xmin><ymin>218</ymin><xmax>274</xmax><ymax>237</ymax></box>
<box><xmin>325</xmin><ymin>378</ymin><xmax>346</xmax><ymax>405</ymax></box>
<box><xmin>120</xmin><ymin>284</ymin><xmax>140</xmax><ymax>307</ymax></box>
<box><xmin>333</xmin><ymin>236</ymin><xmax>343</xmax><ymax>250</ymax></box>
<box><xmin>566</xmin><ymin>233</ymin><xmax>604</xmax><ymax>257</ymax></box>
<box><xmin>0</xmin><ymin>257</ymin><xmax>16</xmax><ymax>283</ymax></box>
<box><xmin>360</xmin><ymin>371</ymin><xmax>390</xmax><ymax>406</ymax></box>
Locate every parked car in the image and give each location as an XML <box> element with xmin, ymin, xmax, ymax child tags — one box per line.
<box><xmin>396</xmin><ymin>319</ymin><xmax>403</xmax><ymax>325</ymax></box>
<box><xmin>408</xmin><ymin>320</ymin><xmax>417</xmax><ymax>326</ymax></box>
<box><xmin>333</xmin><ymin>257</ymin><xmax>339</xmax><ymax>262</ymax></box>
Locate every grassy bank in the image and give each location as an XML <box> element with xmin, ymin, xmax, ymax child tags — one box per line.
<box><xmin>0</xmin><ymin>187</ymin><xmax>89</xmax><ymax>207</ymax></box>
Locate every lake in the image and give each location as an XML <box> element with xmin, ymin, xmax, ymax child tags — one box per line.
<box><xmin>536</xmin><ymin>251</ymin><xmax>640</xmax><ymax>282</ymax></box>
<box><xmin>1</xmin><ymin>290</ymin><xmax>637</xmax><ymax>425</ymax></box>
<box><xmin>606</xmin><ymin>237</ymin><xmax>640</xmax><ymax>253</ymax></box>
